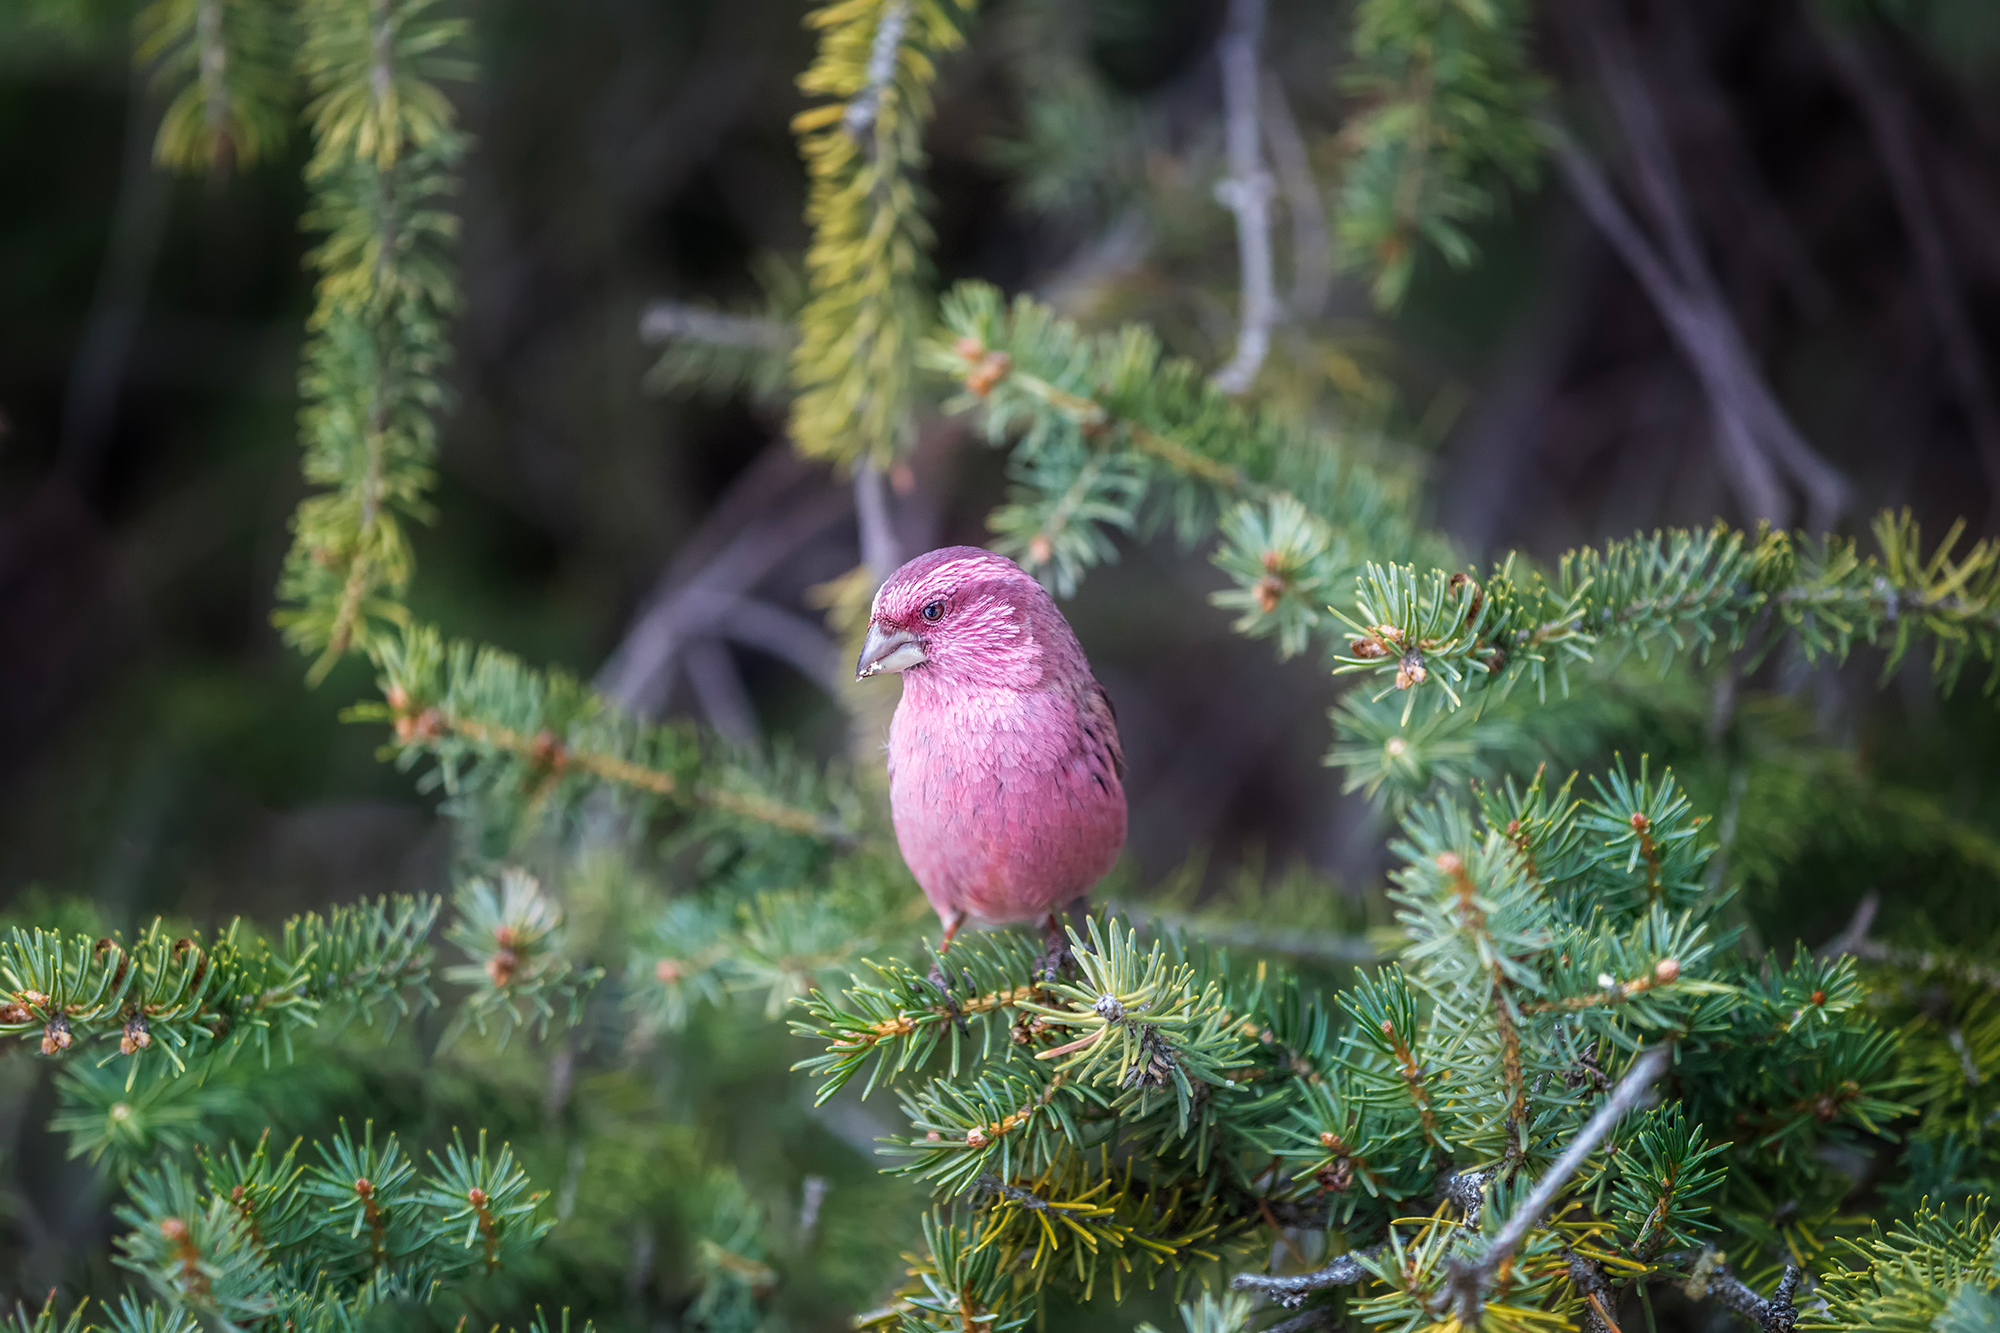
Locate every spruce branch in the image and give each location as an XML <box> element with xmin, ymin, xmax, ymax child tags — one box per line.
<box><xmin>926</xmin><ymin>283</ymin><xmax>1435</xmax><ymax>606</ymax></box>
<box><xmin>1448</xmin><ymin>1044</ymin><xmax>1673</xmax><ymax>1324</ymax></box>
<box><xmin>0</xmin><ymin>896</ymin><xmax>436</xmax><ymax>1072</ymax></box>
<box><xmin>366</xmin><ymin>624</ymin><xmax>858</xmax><ymax>842</ymax></box>
<box><xmin>275</xmin><ymin>0</ymin><xmax>470</xmax><ymax>680</ymax></box>
<box><xmin>137</xmin><ymin>0</ymin><xmax>292</xmax><ymax>173</ymax></box>
<box><xmin>1335</xmin><ymin>0</ymin><xmax>1543</xmax><ymax>308</ymax></box>
<box><xmin>1334</xmin><ymin>513</ymin><xmax>2000</xmax><ymax>715</ymax></box>
<box><xmin>790</xmin><ymin>0</ymin><xmax>976</xmax><ymax>465</ymax></box>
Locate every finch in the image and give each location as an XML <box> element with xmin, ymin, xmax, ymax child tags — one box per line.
<box><xmin>855</xmin><ymin>547</ymin><xmax>1127</xmax><ymax>952</ymax></box>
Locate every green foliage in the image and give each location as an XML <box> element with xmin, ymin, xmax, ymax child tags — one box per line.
<box><xmin>1336</xmin><ymin>0</ymin><xmax>1545</xmax><ymax>308</ymax></box>
<box><xmin>926</xmin><ymin>282</ymin><xmax>1439</xmax><ymax>598</ymax></box>
<box><xmin>1334</xmin><ymin>514</ymin><xmax>2000</xmax><ymax>731</ymax></box>
<box><xmin>790</xmin><ymin>0</ymin><xmax>977</xmax><ymax>466</ymax></box>
<box><xmin>0</xmin><ymin>894</ymin><xmax>436</xmax><ymax>1072</ymax></box>
<box><xmin>51</xmin><ymin>1</ymin><xmax>2000</xmax><ymax>1331</ymax></box>
<box><xmin>107</xmin><ymin>1124</ymin><xmax>549</xmax><ymax>1329</ymax></box>
<box><xmin>136</xmin><ymin>0</ymin><xmax>292</xmax><ymax>172</ymax></box>
<box><xmin>274</xmin><ymin>0</ymin><xmax>469</xmax><ymax>681</ymax></box>
<box><xmin>795</xmin><ymin>754</ymin><xmax>1927</xmax><ymax>1328</ymax></box>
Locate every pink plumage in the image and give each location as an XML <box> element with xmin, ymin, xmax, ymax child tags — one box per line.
<box><xmin>856</xmin><ymin>547</ymin><xmax>1126</xmax><ymax>940</ymax></box>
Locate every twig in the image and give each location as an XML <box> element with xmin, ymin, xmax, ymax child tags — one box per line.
<box><xmin>1588</xmin><ymin>7</ymin><xmax>1845</xmax><ymax>527</ymax></box>
<box><xmin>1566</xmin><ymin>1249</ymin><xmax>1622</xmax><ymax>1333</ymax></box>
<box><xmin>595</xmin><ymin>454</ymin><xmax>852</xmax><ymax>713</ymax></box>
<box><xmin>1692</xmin><ymin>1260</ymin><xmax>1803</xmax><ymax>1333</ymax></box>
<box><xmin>1232</xmin><ymin>1247</ymin><xmax>1382</xmax><ymax>1305</ymax></box>
<box><xmin>1816</xmin><ymin>13</ymin><xmax>2000</xmax><ymax>524</ymax></box>
<box><xmin>1448</xmin><ymin>1044</ymin><xmax>1674</xmax><ymax>1324</ymax></box>
<box><xmin>1815</xmin><ymin>890</ymin><xmax>1880</xmax><ymax>959</ymax></box>
<box><xmin>842</xmin><ymin>0</ymin><xmax>912</xmax><ymax>140</ymax></box>
<box><xmin>684</xmin><ymin>640</ymin><xmax>760</xmax><ymax>745</ymax></box>
<box><xmin>1211</xmin><ymin>0</ymin><xmax>1277</xmax><ymax>396</ymax></box>
<box><xmin>855</xmin><ymin>458</ymin><xmax>902</xmax><ymax>581</ymax></box>
<box><xmin>1259</xmin><ymin>77</ymin><xmax>1331</xmax><ymax>320</ymax></box>
<box><xmin>638</xmin><ymin>303</ymin><xmax>795</xmax><ymax>350</ymax></box>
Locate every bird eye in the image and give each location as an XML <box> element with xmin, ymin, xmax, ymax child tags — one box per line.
<box><xmin>921</xmin><ymin>600</ymin><xmax>945</xmax><ymax>622</ymax></box>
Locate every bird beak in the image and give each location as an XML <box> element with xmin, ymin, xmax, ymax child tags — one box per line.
<box><xmin>857</xmin><ymin>622</ymin><xmax>926</xmax><ymax>680</ymax></box>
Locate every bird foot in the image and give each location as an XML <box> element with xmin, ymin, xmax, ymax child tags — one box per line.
<box><xmin>1039</xmin><ymin>914</ymin><xmax>1075</xmax><ymax>984</ymax></box>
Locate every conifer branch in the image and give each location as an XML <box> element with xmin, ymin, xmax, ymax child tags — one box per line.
<box><xmin>137</xmin><ymin>0</ymin><xmax>292</xmax><ymax>173</ymax></box>
<box><xmin>1335</xmin><ymin>512</ymin><xmax>2000</xmax><ymax>715</ymax></box>
<box><xmin>1459</xmin><ymin>1043</ymin><xmax>1673</xmax><ymax>1316</ymax></box>
<box><xmin>274</xmin><ymin>0</ymin><xmax>470</xmax><ymax>680</ymax></box>
<box><xmin>790</xmin><ymin>0</ymin><xmax>976</xmax><ymax>465</ymax></box>
<box><xmin>369</xmin><ymin>625</ymin><xmax>858</xmax><ymax>842</ymax></box>
<box><xmin>927</xmin><ymin>283</ymin><xmax>1437</xmax><ymax>605</ymax></box>
<box><xmin>0</xmin><ymin>897</ymin><xmax>437</xmax><ymax>1071</ymax></box>
<box><xmin>1334</xmin><ymin>0</ymin><xmax>1542</xmax><ymax>308</ymax></box>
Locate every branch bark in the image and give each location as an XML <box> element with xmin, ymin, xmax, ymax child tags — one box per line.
<box><xmin>1448</xmin><ymin>1044</ymin><xmax>1673</xmax><ymax>1324</ymax></box>
<box><xmin>1211</xmin><ymin>0</ymin><xmax>1277</xmax><ymax>396</ymax></box>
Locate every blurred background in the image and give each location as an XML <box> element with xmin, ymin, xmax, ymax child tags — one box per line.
<box><xmin>4</xmin><ymin>0</ymin><xmax>2000</xmax><ymax>1322</ymax></box>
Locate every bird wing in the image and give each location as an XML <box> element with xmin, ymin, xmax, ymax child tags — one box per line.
<box><xmin>1081</xmin><ymin>677</ymin><xmax>1124</xmax><ymax>784</ymax></box>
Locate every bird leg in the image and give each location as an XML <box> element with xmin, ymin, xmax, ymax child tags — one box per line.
<box><xmin>1039</xmin><ymin>912</ymin><xmax>1076</xmax><ymax>984</ymax></box>
<box><xmin>927</xmin><ymin>912</ymin><xmax>968</xmax><ymax>1024</ymax></box>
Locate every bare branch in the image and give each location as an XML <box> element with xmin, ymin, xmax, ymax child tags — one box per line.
<box><xmin>685</xmin><ymin>639</ymin><xmax>761</xmax><ymax>745</ymax></box>
<box><xmin>855</xmin><ymin>458</ymin><xmax>902</xmax><ymax>581</ymax></box>
<box><xmin>1259</xmin><ymin>77</ymin><xmax>1331</xmax><ymax>321</ymax></box>
<box><xmin>595</xmin><ymin>446</ymin><xmax>853</xmax><ymax>713</ymax></box>
<box><xmin>1211</xmin><ymin>0</ymin><xmax>1278</xmax><ymax>396</ymax></box>
<box><xmin>639</xmin><ymin>302</ymin><xmax>795</xmax><ymax>350</ymax></box>
<box><xmin>1546</xmin><ymin>129</ymin><xmax>1788</xmax><ymax>525</ymax></box>
<box><xmin>1816</xmin><ymin>13</ymin><xmax>2000</xmax><ymax>523</ymax></box>
<box><xmin>1450</xmin><ymin>1044</ymin><xmax>1673</xmax><ymax>1324</ymax></box>
<box><xmin>1232</xmin><ymin>1248</ymin><xmax>1381</xmax><ymax>1304</ymax></box>
<box><xmin>1815</xmin><ymin>890</ymin><xmax>1880</xmax><ymax>959</ymax></box>
<box><xmin>1690</xmin><ymin>1259</ymin><xmax>1804</xmax><ymax>1333</ymax></box>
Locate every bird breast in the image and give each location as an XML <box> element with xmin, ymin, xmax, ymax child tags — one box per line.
<box><xmin>886</xmin><ymin>681</ymin><xmax>1126</xmax><ymax>924</ymax></box>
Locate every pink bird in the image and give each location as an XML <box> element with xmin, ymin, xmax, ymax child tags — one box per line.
<box><xmin>856</xmin><ymin>546</ymin><xmax>1126</xmax><ymax>958</ymax></box>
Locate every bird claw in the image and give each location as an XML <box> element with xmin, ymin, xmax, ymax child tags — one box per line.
<box><xmin>1039</xmin><ymin>915</ymin><xmax>1076</xmax><ymax>984</ymax></box>
<box><xmin>926</xmin><ymin>962</ymin><xmax>970</xmax><ymax>1034</ymax></box>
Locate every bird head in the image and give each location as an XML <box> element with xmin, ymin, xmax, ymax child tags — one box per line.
<box><xmin>856</xmin><ymin>546</ymin><xmax>1069</xmax><ymax>690</ymax></box>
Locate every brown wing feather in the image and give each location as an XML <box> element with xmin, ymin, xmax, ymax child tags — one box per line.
<box><xmin>1081</xmin><ymin>677</ymin><xmax>1125</xmax><ymax>784</ymax></box>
